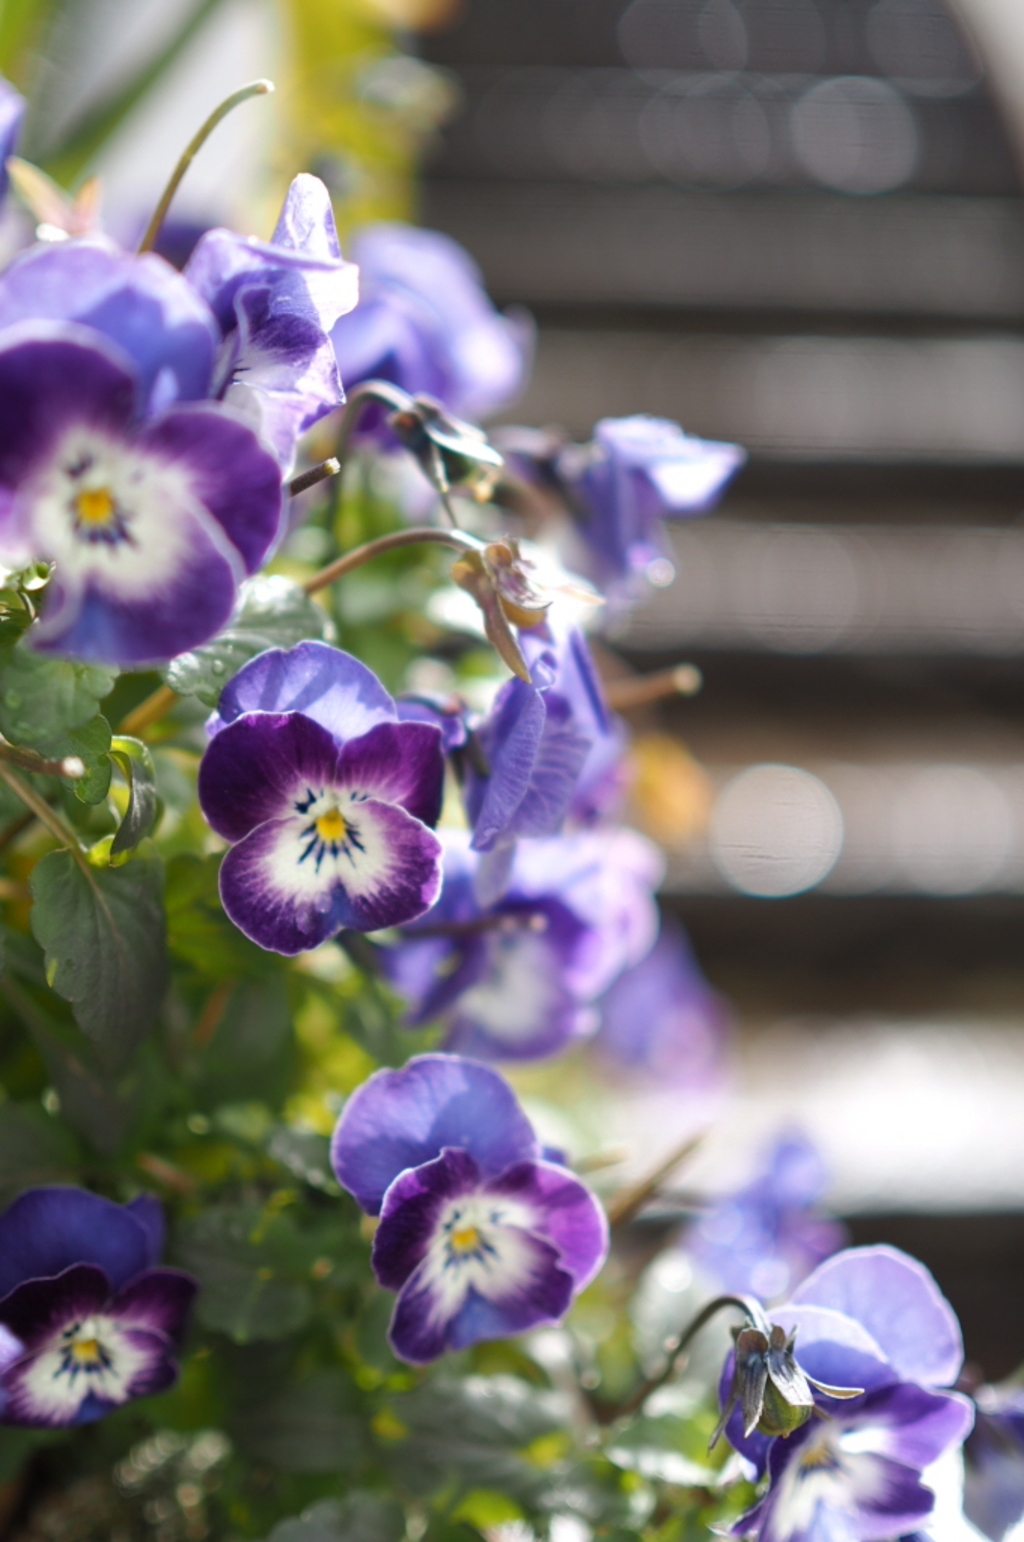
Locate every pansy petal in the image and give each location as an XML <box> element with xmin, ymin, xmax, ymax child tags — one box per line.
<box><xmin>112</xmin><ymin>1269</ymin><xmax>197</xmax><ymax>1347</ymax></box>
<box><xmin>0</xmin><ymin>241</ymin><xmax>218</xmax><ymax>405</ymax></box>
<box><xmin>335</xmin><ymin>721</ymin><xmax>444</xmax><ymax>828</ymax></box>
<box><xmin>771</xmin><ymin>1304</ymin><xmax>895</xmax><ymax>1394</ymax></box>
<box><xmin>0</xmin><ymin>1188</ymin><xmax>150</xmax><ymax>1299</ymax></box>
<box><xmin>847</xmin><ymin>1383</ymin><xmax>974</xmax><ymax>1470</ymax></box>
<box><xmin>137</xmin><ymin>403</ymin><xmax>282</xmax><ymax>574</ymax></box>
<box><xmin>0</xmin><ymin>76</ymin><xmax>25</xmax><ymax>204</ymax></box>
<box><xmin>330</xmin><ymin>1053</ymin><xmax>539</xmax><ymax>1215</ymax></box>
<box><xmin>467</xmin><ymin>677</ymin><xmax>546</xmax><ymax>852</ymax></box>
<box><xmin>125</xmin><ymin>1195</ymin><xmax>165</xmax><ymax>1267</ymax></box>
<box><xmin>757</xmin><ymin>1438</ymin><xmax>937</xmax><ymax>1542</ymax></box>
<box><xmin>373</xmin><ymin>1148</ymin><xmax>481</xmax><ymax>1290</ymax></box>
<box><xmin>0</xmin><ymin>1264</ymin><xmax>111</xmax><ymax>1347</ymax></box>
<box><xmin>3</xmin><ymin>1325</ymin><xmax>178</xmax><ymax>1428</ymax></box>
<box><xmin>209</xmin><ymin>640</ymin><xmax>396</xmax><ymax>740</ymax></box>
<box><xmin>389</xmin><ymin>1228</ymin><xmax>572</xmax><ymax>1365</ymax></box>
<box><xmin>488</xmin><ymin>1159</ymin><xmax>608</xmax><ymax>1290</ymax></box>
<box><xmin>219</xmin><ymin>797</ymin><xmax>442</xmax><ymax>953</ymax></box>
<box><xmin>790</xmin><ymin>1246</ymin><xmax>964</xmax><ymax>1389</ymax></box>
<box><xmin>198</xmin><ymin>711</ymin><xmax>340</xmax><ymax>842</ymax></box>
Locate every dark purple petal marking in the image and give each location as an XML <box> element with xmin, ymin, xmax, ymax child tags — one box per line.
<box><xmin>198</xmin><ymin>711</ymin><xmax>342</xmax><ymax>843</ymax></box>
<box><xmin>333</xmin><ymin>721</ymin><xmax>444</xmax><ymax>828</ymax></box>
<box><xmin>137</xmin><ymin>403</ymin><xmax>283</xmax><ymax>573</ymax></box>
<box><xmin>218</xmin><ymin>796</ymin><xmax>442</xmax><ymax>953</ymax></box>
<box><xmin>112</xmin><ymin>1269</ymin><xmax>197</xmax><ymax>1348</ymax></box>
<box><xmin>209</xmin><ymin>640</ymin><xmax>396</xmax><ymax>741</ymax></box>
<box><xmin>0</xmin><ymin>1264</ymin><xmax>111</xmax><ymax>1348</ymax></box>
<box><xmin>372</xmin><ymin>1148</ymin><xmax>481</xmax><ymax>1290</ymax></box>
<box><xmin>330</xmin><ymin>1054</ymin><xmax>539</xmax><ymax>1216</ymax></box>
<box><xmin>487</xmin><ymin>1160</ymin><xmax>608</xmax><ymax>1291</ymax></box>
<box><xmin>0</xmin><ymin>1188</ymin><xmax>151</xmax><ymax>1299</ymax></box>
<box><xmin>2</xmin><ymin>1322</ymin><xmax>178</xmax><ymax>1428</ymax></box>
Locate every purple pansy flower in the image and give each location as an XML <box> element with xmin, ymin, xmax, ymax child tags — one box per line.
<box><xmin>330</xmin><ymin>223</ymin><xmax>530</xmax><ymax>428</ymax></box>
<box><xmin>184</xmin><ymin>174</ymin><xmax>359</xmax><ymax>472</ymax></box>
<box><xmin>0</xmin><ymin>74</ymin><xmax>26</xmax><ymax>206</ymax></box>
<box><xmin>687</xmin><ymin>1132</ymin><xmax>846</xmax><ymax>1303</ymax></box>
<box><xmin>0</xmin><ymin>325</ymin><xmax>282</xmax><ymax>663</ymax></box>
<box><xmin>558</xmin><ymin>415</ymin><xmax>744</xmax><ymax>589</ymax></box>
<box><xmin>594</xmin><ymin>919</ymin><xmax>728</xmax><ymax>1087</ymax></box>
<box><xmin>198</xmin><ymin>641</ymin><xmax>445</xmax><ymax>953</ymax></box>
<box><xmin>383</xmin><ymin>827</ymin><xmax>661</xmax><ymax>1061</ymax></box>
<box><xmin>722</xmin><ymin>1246</ymin><xmax>974</xmax><ymax>1542</ymax></box>
<box><xmin>964</xmin><ymin>1384</ymin><xmax>1024</xmax><ymax>1542</ymax></box>
<box><xmin>330</xmin><ymin>1054</ymin><xmax>607</xmax><ymax>1363</ymax></box>
<box><xmin>0</xmin><ymin>1187</ymin><xmax>194</xmax><ymax>1428</ymax></box>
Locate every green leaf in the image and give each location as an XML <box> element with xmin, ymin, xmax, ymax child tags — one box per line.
<box><xmin>165</xmin><ymin>853</ymin><xmax>278</xmax><ymax>980</ymax></box>
<box><xmin>29</xmin><ymin>850</ymin><xmax>167</xmax><ymax>1069</ymax></box>
<box><xmin>163</xmin><ymin>575</ymin><xmax>329</xmax><ymax>707</ymax></box>
<box><xmin>0</xmin><ymin>1101</ymin><xmax>80</xmax><ymax>1203</ymax></box>
<box><xmin>232</xmin><ymin>1369</ymin><xmax>366</xmax><ymax>1472</ymax></box>
<box><xmin>66</xmin><ymin>714</ymin><xmax>113</xmax><ymax>804</ymax></box>
<box><xmin>175</xmin><ymin>1204</ymin><xmax>313</xmax><ymax>1342</ymax></box>
<box><xmin>109</xmin><ymin>735</ymin><xmax>159</xmax><ymax>854</ymax></box>
<box><xmin>605</xmin><ymin>1414</ymin><xmax>719</xmax><ymax>1488</ymax></box>
<box><xmin>0</xmin><ymin>641</ymin><xmax>116</xmax><ymax>750</ymax></box>
<box><xmin>267</xmin><ymin>1495</ymin><xmax>404</xmax><ymax>1542</ymax></box>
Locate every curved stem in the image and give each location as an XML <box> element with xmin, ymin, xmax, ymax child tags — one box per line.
<box><xmin>303</xmin><ymin>526</ymin><xmax>481</xmax><ymax>595</ymax></box>
<box><xmin>0</xmin><ymin>762</ymin><xmax>92</xmax><ymax>880</ymax></box>
<box><xmin>137</xmin><ymin>79</ymin><xmax>273</xmax><ymax>253</ymax></box>
<box><xmin>119</xmin><ymin>684</ymin><xmax>179</xmax><ymax>739</ymax></box>
<box><xmin>612</xmin><ymin>1295</ymin><xmax>753</xmax><ymax>1422</ymax></box>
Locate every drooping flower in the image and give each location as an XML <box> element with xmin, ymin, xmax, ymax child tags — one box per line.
<box><xmin>0</xmin><ymin>1187</ymin><xmax>195</xmax><ymax>1428</ymax></box>
<box><xmin>330</xmin><ymin>223</ymin><xmax>530</xmax><ymax>427</ymax></box>
<box><xmin>721</xmin><ymin>1246</ymin><xmax>974</xmax><ymax>1542</ymax></box>
<box><xmin>686</xmin><ymin>1132</ymin><xmax>846</xmax><ymax>1302</ymax></box>
<box><xmin>184</xmin><ymin>174</ymin><xmax>359</xmax><ymax>473</ymax></box>
<box><xmin>382</xmin><ymin>826</ymin><xmax>661</xmax><ymax>1061</ymax></box>
<box><xmin>330</xmin><ymin>1054</ymin><xmax>607</xmax><ymax>1363</ymax></box>
<box><xmin>593</xmin><ymin>919</ymin><xmax>728</xmax><ymax>1087</ymax></box>
<box><xmin>0</xmin><ymin>74</ymin><xmax>26</xmax><ymax>207</ymax></box>
<box><xmin>0</xmin><ymin>326</ymin><xmax>282</xmax><ymax>663</ymax></box>
<box><xmin>198</xmin><ymin>641</ymin><xmax>445</xmax><ymax>953</ymax></box>
<box><xmin>963</xmin><ymin>1383</ymin><xmax>1024</xmax><ymax>1542</ymax></box>
<box><xmin>461</xmin><ymin>620</ymin><xmax>618</xmax><ymax>900</ymax></box>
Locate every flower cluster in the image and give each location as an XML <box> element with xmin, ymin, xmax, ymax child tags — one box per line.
<box><xmin>0</xmin><ymin>174</ymin><xmax>355</xmax><ymax>664</ymax></box>
<box><xmin>0</xmin><ymin>1188</ymin><xmax>194</xmax><ymax>1427</ymax></box>
<box><xmin>331</xmin><ymin>1055</ymin><xmax>607</xmax><ymax>1363</ymax></box>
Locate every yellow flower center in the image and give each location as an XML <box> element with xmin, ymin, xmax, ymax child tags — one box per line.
<box><xmin>74</xmin><ymin>487</ymin><xmax>117</xmax><ymax>527</ymax></box>
<box><xmin>69</xmin><ymin>1337</ymin><xmax>104</xmax><ymax>1366</ymax></box>
<box><xmin>450</xmin><ymin>1225</ymin><xmax>481</xmax><ymax>1254</ymax></box>
<box><xmin>315</xmin><ymin>807</ymin><xmax>347</xmax><ymax>843</ymax></box>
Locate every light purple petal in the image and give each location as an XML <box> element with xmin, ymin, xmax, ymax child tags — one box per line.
<box><xmin>137</xmin><ymin>403</ymin><xmax>283</xmax><ymax>574</ymax></box>
<box><xmin>0</xmin><ymin>76</ymin><xmax>25</xmax><ymax>205</ymax></box>
<box><xmin>334</xmin><ymin>721</ymin><xmax>444</xmax><ymax>828</ymax></box>
<box><xmin>771</xmin><ymin>1303</ymin><xmax>896</xmax><ymax>1394</ymax></box>
<box><xmin>466</xmin><ymin>676</ymin><xmax>546</xmax><ymax>852</ymax></box>
<box><xmin>208</xmin><ymin>640</ymin><xmax>396</xmax><ymax>741</ymax></box>
<box><xmin>0</xmin><ymin>1188</ymin><xmax>150</xmax><ymax>1299</ymax></box>
<box><xmin>0</xmin><ymin>240</ymin><xmax>217</xmax><ymax>405</ymax></box>
<box><xmin>373</xmin><ymin>1147</ymin><xmax>481</xmax><ymax>1290</ymax></box>
<box><xmin>271</xmin><ymin>173</ymin><xmax>343</xmax><ymax>259</ymax></box>
<box><xmin>487</xmin><ymin>1159</ymin><xmax>608</xmax><ymax>1290</ymax></box>
<box><xmin>848</xmin><ymin>1383</ymin><xmax>975</xmax><ymax>1470</ymax></box>
<box><xmin>218</xmin><ymin>796</ymin><xmax>442</xmax><ymax>953</ymax></box>
<box><xmin>198</xmin><ymin>711</ymin><xmax>341</xmax><ymax>842</ymax></box>
<box><xmin>790</xmin><ymin>1246</ymin><xmax>964</xmax><ymax>1389</ymax></box>
<box><xmin>330</xmin><ymin>1053</ymin><xmax>539</xmax><ymax>1216</ymax></box>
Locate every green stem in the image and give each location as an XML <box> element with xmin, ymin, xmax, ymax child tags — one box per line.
<box><xmin>303</xmin><ymin>526</ymin><xmax>481</xmax><ymax>596</ymax></box>
<box><xmin>610</xmin><ymin>1295</ymin><xmax>753</xmax><ymax>1422</ymax></box>
<box><xmin>137</xmin><ymin>78</ymin><xmax>273</xmax><ymax>253</ymax></box>
<box><xmin>0</xmin><ymin>738</ymin><xmax>84</xmax><ymax>780</ymax></box>
<box><xmin>0</xmin><ymin>761</ymin><xmax>92</xmax><ymax>880</ymax></box>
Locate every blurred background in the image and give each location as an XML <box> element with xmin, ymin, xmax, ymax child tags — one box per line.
<box><xmin>7</xmin><ymin>0</ymin><xmax>1024</xmax><ymax>1379</ymax></box>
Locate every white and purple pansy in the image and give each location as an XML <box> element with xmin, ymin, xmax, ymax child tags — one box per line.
<box><xmin>723</xmin><ymin>1246</ymin><xmax>975</xmax><ymax>1542</ymax></box>
<box><xmin>197</xmin><ymin>641</ymin><xmax>445</xmax><ymax>953</ymax></box>
<box><xmin>330</xmin><ymin>1054</ymin><xmax>607</xmax><ymax>1363</ymax></box>
<box><xmin>0</xmin><ymin>1187</ymin><xmax>195</xmax><ymax>1429</ymax></box>
<box><xmin>184</xmin><ymin>174</ymin><xmax>359</xmax><ymax>473</ymax></box>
